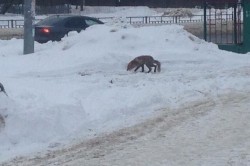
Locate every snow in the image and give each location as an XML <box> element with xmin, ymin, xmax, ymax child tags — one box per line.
<box><xmin>80</xmin><ymin>94</ymin><xmax>250</xmax><ymax>166</ymax></box>
<box><xmin>0</xmin><ymin>6</ymin><xmax>203</xmax><ymax>20</ymax></box>
<box><xmin>73</xmin><ymin>6</ymin><xmax>161</xmax><ymax>17</ymax></box>
<box><xmin>0</xmin><ymin>7</ymin><xmax>250</xmax><ymax>165</ymax></box>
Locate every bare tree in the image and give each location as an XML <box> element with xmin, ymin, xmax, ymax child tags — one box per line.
<box><xmin>0</xmin><ymin>0</ymin><xmax>15</xmax><ymax>14</ymax></box>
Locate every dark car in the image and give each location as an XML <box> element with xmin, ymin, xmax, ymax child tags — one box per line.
<box><xmin>35</xmin><ymin>15</ymin><xmax>104</xmax><ymax>43</ymax></box>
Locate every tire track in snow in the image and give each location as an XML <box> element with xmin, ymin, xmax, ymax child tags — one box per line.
<box><xmin>3</xmin><ymin>91</ymin><xmax>250</xmax><ymax>166</ymax></box>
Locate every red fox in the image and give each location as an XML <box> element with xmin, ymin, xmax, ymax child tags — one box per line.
<box><xmin>127</xmin><ymin>55</ymin><xmax>161</xmax><ymax>73</ymax></box>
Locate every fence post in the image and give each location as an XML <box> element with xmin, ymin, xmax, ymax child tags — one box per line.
<box><xmin>145</xmin><ymin>16</ymin><xmax>148</xmax><ymax>24</ymax></box>
<box><xmin>233</xmin><ymin>3</ymin><xmax>237</xmax><ymax>44</ymax></box>
<box><xmin>203</xmin><ymin>1</ymin><xmax>207</xmax><ymax>41</ymax></box>
<box><xmin>11</xmin><ymin>20</ymin><xmax>14</xmax><ymax>28</ymax></box>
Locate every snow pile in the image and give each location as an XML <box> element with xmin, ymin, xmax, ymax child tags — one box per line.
<box><xmin>0</xmin><ymin>22</ymin><xmax>250</xmax><ymax>162</ymax></box>
<box><xmin>162</xmin><ymin>8</ymin><xmax>194</xmax><ymax>17</ymax></box>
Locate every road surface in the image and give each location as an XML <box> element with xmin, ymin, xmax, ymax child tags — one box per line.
<box><xmin>2</xmin><ymin>91</ymin><xmax>250</xmax><ymax>166</ymax></box>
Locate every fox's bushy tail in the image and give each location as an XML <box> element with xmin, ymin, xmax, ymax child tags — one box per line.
<box><xmin>154</xmin><ymin>60</ymin><xmax>161</xmax><ymax>72</ymax></box>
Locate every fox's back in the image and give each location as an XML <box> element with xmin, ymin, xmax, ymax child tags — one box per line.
<box><xmin>134</xmin><ymin>55</ymin><xmax>154</xmax><ymax>64</ymax></box>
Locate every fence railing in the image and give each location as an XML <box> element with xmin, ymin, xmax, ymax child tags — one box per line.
<box><xmin>0</xmin><ymin>14</ymin><xmax>236</xmax><ymax>29</ymax></box>
<box><xmin>0</xmin><ymin>19</ymin><xmax>24</xmax><ymax>28</ymax></box>
<box><xmin>0</xmin><ymin>15</ymin><xmax>206</xmax><ymax>29</ymax></box>
<box><xmin>0</xmin><ymin>19</ymin><xmax>43</xmax><ymax>28</ymax></box>
<box><xmin>97</xmin><ymin>15</ymin><xmax>205</xmax><ymax>25</ymax></box>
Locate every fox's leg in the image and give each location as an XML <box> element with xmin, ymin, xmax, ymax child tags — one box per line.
<box><xmin>145</xmin><ymin>64</ymin><xmax>152</xmax><ymax>73</ymax></box>
<box><xmin>134</xmin><ymin>64</ymin><xmax>144</xmax><ymax>72</ymax></box>
<box><xmin>151</xmin><ymin>63</ymin><xmax>157</xmax><ymax>72</ymax></box>
<box><xmin>146</xmin><ymin>63</ymin><xmax>157</xmax><ymax>73</ymax></box>
<box><xmin>141</xmin><ymin>64</ymin><xmax>144</xmax><ymax>72</ymax></box>
<box><xmin>153</xmin><ymin>65</ymin><xmax>157</xmax><ymax>72</ymax></box>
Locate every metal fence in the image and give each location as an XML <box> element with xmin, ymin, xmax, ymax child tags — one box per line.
<box><xmin>0</xmin><ymin>15</ymin><xmax>206</xmax><ymax>29</ymax></box>
<box><xmin>123</xmin><ymin>15</ymin><xmax>204</xmax><ymax>25</ymax></box>
<box><xmin>0</xmin><ymin>19</ymin><xmax>24</xmax><ymax>28</ymax></box>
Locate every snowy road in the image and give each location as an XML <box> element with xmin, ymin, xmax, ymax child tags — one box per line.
<box><xmin>2</xmin><ymin>91</ymin><xmax>250</xmax><ymax>166</ymax></box>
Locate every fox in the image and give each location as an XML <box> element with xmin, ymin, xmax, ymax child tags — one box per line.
<box><xmin>127</xmin><ymin>55</ymin><xmax>161</xmax><ymax>73</ymax></box>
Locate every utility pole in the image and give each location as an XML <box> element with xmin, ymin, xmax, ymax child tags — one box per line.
<box><xmin>23</xmin><ymin>0</ymin><xmax>35</xmax><ymax>55</ymax></box>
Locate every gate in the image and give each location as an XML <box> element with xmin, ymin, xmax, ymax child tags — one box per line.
<box><xmin>204</xmin><ymin>0</ymin><xmax>250</xmax><ymax>53</ymax></box>
<box><xmin>204</xmin><ymin>0</ymin><xmax>243</xmax><ymax>45</ymax></box>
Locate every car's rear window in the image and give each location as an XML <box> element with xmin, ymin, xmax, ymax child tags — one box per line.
<box><xmin>36</xmin><ymin>16</ymin><xmax>65</xmax><ymax>26</ymax></box>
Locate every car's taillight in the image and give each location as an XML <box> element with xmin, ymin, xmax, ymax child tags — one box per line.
<box><xmin>41</xmin><ymin>28</ymin><xmax>50</xmax><ymax>33</ymax></box>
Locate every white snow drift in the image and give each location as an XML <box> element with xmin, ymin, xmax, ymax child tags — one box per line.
<box><xmin>0</xmin><ymin>21</ymin><xmax>250</xmax><ymax>162</ymax></box>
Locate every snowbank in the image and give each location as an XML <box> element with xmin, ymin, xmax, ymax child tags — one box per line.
<box><xmin>0</xmin><ymin>22</ymin><xmax>250</xmax><ymax>161</ymax></box>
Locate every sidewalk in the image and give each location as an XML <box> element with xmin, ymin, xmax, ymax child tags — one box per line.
<box><xmin>0</xmin><ymin>28</ymin><xmax>23</xmax><ymax>40</ymax></box>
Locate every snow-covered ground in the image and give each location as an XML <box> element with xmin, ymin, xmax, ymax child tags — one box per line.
<box><xmin>0</xmin><ymin>7</ymin><xmax>250</xmax><ymax>165</ymax></box>
<box><xmin>0</xmin><ymin>6</ymin><xmax>203</xmax><ymax>19</ymax></box>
